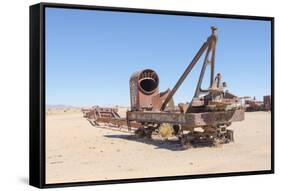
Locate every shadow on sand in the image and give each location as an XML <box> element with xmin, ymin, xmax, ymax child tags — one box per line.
<box><xmin>104</xmin><ymin>134</ymin><xmax>214</xmax><ymax>151</ymax></box>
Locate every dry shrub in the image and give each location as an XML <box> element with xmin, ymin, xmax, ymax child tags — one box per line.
<box><xmin>159</xmin><ymin>123</ymin><xmax>174</xmax><ymax>138</ymax></box>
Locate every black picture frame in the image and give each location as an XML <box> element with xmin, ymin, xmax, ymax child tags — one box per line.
<box><xmin>29</xmin><ymin>2</ymin><xmax>275</xmax><ymax>189</ymax></box>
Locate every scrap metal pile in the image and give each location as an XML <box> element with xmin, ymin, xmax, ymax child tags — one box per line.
<box><xmin>82</xmin><ymin>27</ymin><xmax>245</xmax><ymax>149</ymax></box>
<box><xmin>244</xmin><ymin>95</ymin><xmax>271</xmax><ymax>111</ymax></box>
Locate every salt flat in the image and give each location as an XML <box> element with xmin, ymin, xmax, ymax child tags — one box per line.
<box><xmin>46</xmin><ymin>110</ymin><xmax>271</xmax><ymax>184</ymax></box>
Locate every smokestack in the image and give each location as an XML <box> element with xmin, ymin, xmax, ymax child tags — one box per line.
<box><xmin>130</xmin><ymin>69</ymin><xmax>159</xmax><ymax>110</ymax></box>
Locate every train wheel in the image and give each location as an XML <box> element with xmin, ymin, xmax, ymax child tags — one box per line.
<box><xmin>173</xmin><ymin>124</ymin><xmax>181</xmax><ymax>135</ymax></box>
<box><xmin>135</xmin><ymin>127</ymin><xmax>146</xmax><ymax>138</ymax></box>
<box><xmin>180</xmin><ymin>134</ymin><xmax>194</xmax><ymax>150</ymax></box>
<box><xmin>226</xmin><ymin>130</ymin><xmax>234</xmax><ymax>142</ymax></box>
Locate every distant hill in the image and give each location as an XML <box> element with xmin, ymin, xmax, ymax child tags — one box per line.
<box><xmin>46</xmin><ymin>104</ymin><xmax>130</xmax><ymax>109</ymax></box>
<box><xmin>46</xmin><ymin>104</ymin><xmax>80</xmax><ymax>109</ymax></box>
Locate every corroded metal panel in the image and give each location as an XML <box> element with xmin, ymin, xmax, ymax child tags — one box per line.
<box><xmin>127</xmin><ymin>109</ymin><xmax>244</xmax><ymax>126</ymax></box>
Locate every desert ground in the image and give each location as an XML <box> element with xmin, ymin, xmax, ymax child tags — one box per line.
<box><xmin>46</xmin><ymin>108</ymin><xmax>271</xmax><ymax>184</ymax></box>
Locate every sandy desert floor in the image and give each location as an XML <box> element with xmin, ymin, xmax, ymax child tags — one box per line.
<box><xmin>46</xmin><ymin>110</ymin><xmax>271</xmax><ymax>184</ymax></box>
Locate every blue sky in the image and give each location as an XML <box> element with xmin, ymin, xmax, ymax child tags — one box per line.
<box><xmin>45</xmin><ymin>8</ymin><xmax>271</xmax><ymax>107</ymax></box>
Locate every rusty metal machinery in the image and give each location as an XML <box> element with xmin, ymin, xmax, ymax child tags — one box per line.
<box><xmin>130</xmin><ymin>69</ymin><xmax>159</xmax><ymax>111</ymax></box>
<box><xmin>263</xmin><ymin>95</ymin><xmax>271</xmax><ymax>111</ymax></box>
<box><xmin>243</xmin><ymin>95</ymin><xmax>271</xmax><ymax>112</ymax></box>
<box><xmin>245</xmin><ymin>99</ymin><xmax>264</xmax><ymax>111</ymax></box>
<box><xmin>130</xmin><ymin>69</ymin><xmax>174</xmax><ymax>111</ymax></box>
<box><xmin>82</xmin><ymin>106</ymin><xmax>121</xmax><ymax>126</ymax></box>
<box><xmin>83</xmin><ymin>27</ymin><xmax>245</xmax><ymax>149</ymax></box>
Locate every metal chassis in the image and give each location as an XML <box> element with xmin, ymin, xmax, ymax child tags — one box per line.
<box><xmin>127</xmin><ymin>109</ymin><xmax>244</xmax><ymax>127</ymax></box>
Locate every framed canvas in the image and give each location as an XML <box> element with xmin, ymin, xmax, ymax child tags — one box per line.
<box><xmin>29</xmin><ymin>2</ymin><xmax>274</xmax><ymax>188</ymax></box>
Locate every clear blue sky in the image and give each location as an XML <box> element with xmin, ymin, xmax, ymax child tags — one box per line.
<box><xmin>45</xmin><ymin>7</ymin><xmax>271</xmax><ymax>107</ymax></box>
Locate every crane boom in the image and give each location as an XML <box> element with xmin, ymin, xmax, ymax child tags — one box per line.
<box><xmin>160</xmin><ymin>26</ymin><xmax>218</xmax><ymax>111</ymax></box>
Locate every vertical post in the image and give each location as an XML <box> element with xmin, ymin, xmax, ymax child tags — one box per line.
<box><xmin>210</xmin><ymin>26</ymin><xmax>218</xmax><ymax>87</ymax></box>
